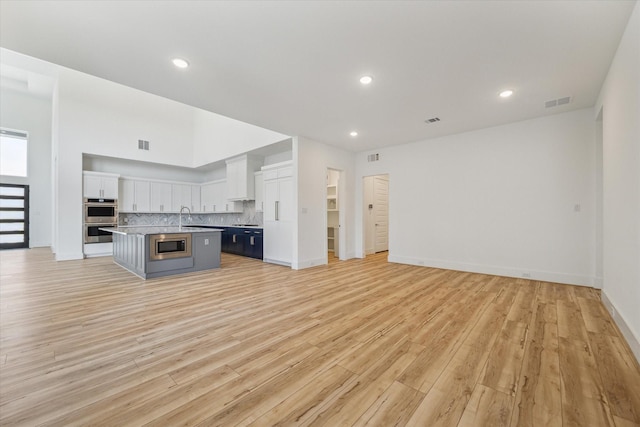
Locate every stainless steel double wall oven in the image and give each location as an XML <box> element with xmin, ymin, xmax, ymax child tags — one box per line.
<box><xmin>84</xmin><ymin>198</ymin><xmax>117</xmax><ymax>243</ymax></box>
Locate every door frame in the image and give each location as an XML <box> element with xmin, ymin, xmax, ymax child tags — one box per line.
<box><xmin>373</xmin><ymin>174</ymin><xmax>389</xmax><ymax>253</ymax></box>
<box><xmin>361</xmin><ymin>174</ymin><xmax>390</xmax><ymax>257</ymax></box>
<box><xmin>325</xmin><ymin>167</ymin><xmax>345</xmax><ymax>262</ymax></box>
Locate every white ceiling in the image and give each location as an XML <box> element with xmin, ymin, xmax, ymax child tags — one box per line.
<box><xmin>0</xmin><ymin>0</ymin><xmax>635</xmax><ymax>152</ymax></box>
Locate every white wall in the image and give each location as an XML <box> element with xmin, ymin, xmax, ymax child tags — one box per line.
<box><xmin>295</xmin><ymin>137</ymin><xmax>356</xmax><ymax>269</ymax></box>
<box><xmin>356</xmin><ymin>108</ymin><xmax>596</xmax><ymax>286</ymax></box>
<box><xmin>83</xmin><ymin>155</ymin><xmax>209</xmax><ymax>183</ymax></box>
<box><xmin>58</xmin><ymin>68</ymin><xmax>197</xmax><ymax>167</ymax></box>
<box><xmin>595</xmin><ymin>1</ymin><xmax>640</xmax><ymax>361</ymax></box>
<box><xmin>193</xmin><ymin>109</ymin><xmax>289</xmax><ymax>167</ymax></box>
<box><xmin>0</xmin><ymin>88</ymin><xmax>52</xmax><ymax>247</ymax></box>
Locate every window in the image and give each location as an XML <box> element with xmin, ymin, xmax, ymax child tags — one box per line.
<box><xmin>0</xmin><ymin>129</ymin><xmax>28</xmax><ymax>177</ymax></box>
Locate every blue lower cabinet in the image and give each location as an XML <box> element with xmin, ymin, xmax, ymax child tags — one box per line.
<box><xmin>220</xmin><ymin>228</ymin><xmax>263</xmax><ymax>260</ymax></box>
<box><xmin>229</xmin><ymin>229</ymin><xmax>244</xmax><ymax>255</ymax></box>
<box><xmin>244</xmin><ymin>229</ymin><xmax>263</xmax><ymax>260</ymax></box>
<box><xmin>220</xmin><ymin>229</ymin><xmax>234</xmax><ymax>253</ymax></box>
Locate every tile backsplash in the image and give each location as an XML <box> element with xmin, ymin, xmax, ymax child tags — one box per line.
<box><xmin>119</xmin><ymin>201</ymin><xmax>263</xmax><ymax>227</ymax></box>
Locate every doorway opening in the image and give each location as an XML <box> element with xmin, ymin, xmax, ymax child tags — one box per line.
<box><xmin>326</xmin><ymin>169</ymin><xmax>343</xmax><ymax>262</ymax></box>
<box><xmin>363</xmin><ymin>174</ymin><xmax>389</xmax><ymax>256</ymax></box>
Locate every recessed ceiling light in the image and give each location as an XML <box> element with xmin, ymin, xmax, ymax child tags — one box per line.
<box><xmin>499</xmin><ymin>89</ymin><xmax>514</xmax><ymax>98</ymax></box>
<box><xmin>350</xmin><ymin>131</ymin><xmax>358</xmax><ymax>137</ymax></box>
<box><xmin>359</xmin><ymin>75</ymin><xmax>373</xmax><ymax>85</ymax></box>
<box><xmin>172</xmin><ymin>58</ymin><xmax>189</xmax><ymax>69</ymax></box>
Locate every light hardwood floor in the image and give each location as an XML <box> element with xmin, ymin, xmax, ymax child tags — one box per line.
<box><xmin>1</xmin><ymin>248</ymin><xmax>639</xmax><ymax>426</ymax></box>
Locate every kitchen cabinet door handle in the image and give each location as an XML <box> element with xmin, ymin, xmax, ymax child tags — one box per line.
<box><xmin>275</xmin><ymin>201</ymin><xmax>279</xmax><ymax>221</ymax></box>
<box><xmin>232</xmin><ymin>234</ymin><xmax>237</xmax><ymax>243</ymax></box>
<box><xmin>250</xmin><ymin>236</ymin><xmax>255</xmax><ymax>245</ymax></box>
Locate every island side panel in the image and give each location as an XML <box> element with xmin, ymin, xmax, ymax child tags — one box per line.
<box><xmin>113</xmin><ymin>233</ymin><xmax>146</xmax><ymax>278</ymax></box>
<box><xmin>193</xmin><ymin>231</ymin><xmax>221</xmax><ymax>271</ymax></box>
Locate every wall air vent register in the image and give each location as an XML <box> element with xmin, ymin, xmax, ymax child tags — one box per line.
<box><xmin>545</xmin><ymin>96</ymin><xmax>571</xmax><ymax>108</ymax></box>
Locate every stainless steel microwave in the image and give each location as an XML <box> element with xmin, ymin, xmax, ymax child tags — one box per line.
<box><xmin>149</xmin><ymin>233</ymin><xmax>192</xmax><ymax>260</ymax></box>
<box><xmin>84</xmin><ymin>198</ymin><xmax>117</xmax><ymax>224</ymax></box>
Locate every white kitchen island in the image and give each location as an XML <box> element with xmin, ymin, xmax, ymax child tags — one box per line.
<box><xmin>100</xmin><ymin>226</ymin><xmax>222</xmax><ymax>279</ymax></box>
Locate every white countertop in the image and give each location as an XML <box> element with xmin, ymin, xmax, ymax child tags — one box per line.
<box><xmin>189</xmin><ymin>224</ymin><xmax>263</xmax><ymax>229</ymax></box>
<box><xmin>99</xmin><ymin>226</ymin><xmax>223</xmax><ymax>236</ymax></box>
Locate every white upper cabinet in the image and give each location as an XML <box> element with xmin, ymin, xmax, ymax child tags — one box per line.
<box><xmin>254</xmin><ymin>171</ymin><xmax>264</xmax><ymax>212</ymax></box>
<box><xmin>200</xmin><ymin>182</ymin><xmax>216</xmax><ymax>213</ymax></box>
<box><xmin>150</xmin><ymin>182</ymin><xmax>172</xmax><ymax>212</ymax></box>
<box><xmin>170</xmin><ymin>184</ymin><xmax>200</xmax><ymax>212</ymax></box>
<box><xmin>226</xmin><ymin>155</ymin><xmax>263</xmax><ymax>201</ymax></box>
<box><xmin>119</xmin><ymin>178</ymin><xmax>150</xmax><ymax>212</ymax></box>
<box><xmin>83</xmin><ymin>171</ymin><xmax>119</xmax><ymax>199</ymax></box>
<box><xmin>200</xmin><ymin>180</ymin><xmax>243</xmax><ymax>213</ymax></box>
<box><xmin>171</xmin><ymin>184</ymin><xmax>192</xmax><ymax>212</ymax></box>
<box><xmin>201</xmin><ymin>180</ymin><xmax>225</xmax><ymax>213</ymax></box>
<box><xmin>191</xmin><ymin>185</ymin><xmax>201</xmax><ymax>213</ymax></box>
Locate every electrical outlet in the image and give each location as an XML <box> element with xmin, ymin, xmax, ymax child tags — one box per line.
<box><xmin>204</xmin><ymin>239</ymin><xmax>209</xmax><ymax>245</ymax></box>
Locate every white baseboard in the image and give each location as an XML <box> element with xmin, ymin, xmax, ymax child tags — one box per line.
<box><xmin>601</xmin><ymin>291</ymin><xmax>640</xmax><ymax>364</ymax></box>
<box><xmin>344</xmin><ymin>251</ymin><xmax>357</xmax><ymax>260</ymax></box>
<box><xmin>387</xmin><ymin>255</ymin><xmax>594</xmax><ymax>287</ymax></box>
<box><xmin>264</xmin><ymin>258</ymin><xmax>292</xmax><ymax>268</ymax></box>
<box><xmin>55</xmin><ymin>252</ymin><xmax>85</xmax><ymax>261</ymax></box>
<box><xmin>84</xmin><ymin>242</ymin><xmax>113</xmax><ymax>257</ymax></box>
<box><xmin>594</xmin><ymin>276</ymin><xmax>603</xmax><ymax>289</ymax></box>
<box><xmin>29</xmin><ymin>241</ymin><xmax>52</xmax><ymax>248</ymax></box>
<box><xmin>294</xmin><ymin>257</ymin><xmax>328</xmax><ymax>270</ymax></box>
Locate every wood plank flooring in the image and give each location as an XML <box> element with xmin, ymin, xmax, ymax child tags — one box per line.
<box><xmin>1</xmin><ymin>247</ymin><xmax>639</xmax><ymax>426</ymax></box>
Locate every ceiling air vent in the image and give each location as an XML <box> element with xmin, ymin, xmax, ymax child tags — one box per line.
<box><xmin>367</xmin><ymin>153</ymin><xmax>380</xmax><ymax>162</ymax></box>
<box><xmin>424</xmin><ymin>117</ymin><xmax>441</xmax><ymax>124</ymax></box>
<box><xmin>545</xmin><ymin>96</ymin><xmax>571</xmax><ymax>108</ymax></box>
<box><xmin>138</xmin><ymin>139</ymin><xmax>150</xmax><ymax>150</ymax></box>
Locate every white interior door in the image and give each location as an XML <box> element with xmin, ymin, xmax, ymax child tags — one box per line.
<box><xmin>374</xmin><ymin>176</ymin><xmax>389</xmax><ymax>253</ymax></box>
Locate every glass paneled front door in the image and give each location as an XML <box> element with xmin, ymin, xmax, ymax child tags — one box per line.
<box><xmin>0</xmin><ymin>184</ymin><xmax>29</xmax><ymax>249</ymax></box>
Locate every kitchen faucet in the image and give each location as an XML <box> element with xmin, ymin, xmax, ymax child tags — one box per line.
<box><xmin>179</xmin><ymin>206</ymin><xmax>191</xmax><ymax>230</ymax></box>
